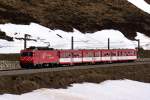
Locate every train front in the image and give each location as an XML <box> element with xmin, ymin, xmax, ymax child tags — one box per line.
<box><xmin>20</xmin><ymin>49</ymin><xmax>34</xmax><ymax>68</ymax></box>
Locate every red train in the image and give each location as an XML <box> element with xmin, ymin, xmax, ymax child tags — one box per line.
<box><xmin>20</xmin><ymin>47</ymin><xmax>137</xmax><ymax>68</ymax></box>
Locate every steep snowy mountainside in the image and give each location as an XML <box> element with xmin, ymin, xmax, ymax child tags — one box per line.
<box><xmin>0</xmin><ymin>23</ymin><xmax>136</xmax><ymax>53</ymax></box>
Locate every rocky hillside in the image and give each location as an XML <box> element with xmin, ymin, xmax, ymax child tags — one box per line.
<box><xmin>0</xmin><ymin>0</ymin><xmax>150</xmax><ymax>39</ymax></box>
<box><xmin>145</xmin><ymin>0</ymin><xmax>150</xmax><ymax>4</ymax></box>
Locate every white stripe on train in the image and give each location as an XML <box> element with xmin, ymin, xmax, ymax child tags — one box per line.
<box><xmin>59</xmin><ymin>56</ymin><xmax>137</xmax><ymax>64</ymax></box>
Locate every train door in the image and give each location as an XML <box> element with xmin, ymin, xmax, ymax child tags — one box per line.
<box><xmin>94</xmin><ymin>50</ymin><xmax>101</xmax><ymax>62</ymax></box>
<box><xmin>101</xmin><ymin>50</ymin><xmax>111</xmax><ymax>62</ymax></box>
<box><xmin>59</xmin><ymin>50</ymin><xmax>72</xmax><ymax>64</ymax></box>
<box><xmin>72</xmin><ymin>50</ymin><xmax>82</xmax><ymax>64</ymax></box>
<box><xmin>118</xmin><ymin>50</ymin><xmax>123</xmax><ymax>61</ymax></box>
<box><xmin>34</xmin><ymin>50</ymin><xmax>40</xmax><ymax>65</ymax></box>
<box><xmin>111</xmin><ymin>50</ymin><xmax>118</xmax><ymax>62</ymax></box>
<box><xmin>82</xmin><ymin>50</ymin><xmax>94</xmax><ymax>63</ymax></box>
<box><xmin>125</xmin><ymin>49</ymin><xmax>137</xmax><ymax>61</ymax></box>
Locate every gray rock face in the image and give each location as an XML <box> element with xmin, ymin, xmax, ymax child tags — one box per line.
<box><xmin>0</xmin><ymin>0</ymin><xmax>150</xmax><ymax>39</ymax></box>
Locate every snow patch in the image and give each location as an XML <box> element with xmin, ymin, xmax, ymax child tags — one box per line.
<box><xmin>0</xmin><ymin>23</ymin><xmax>137</xmax><ymax>53</ymax></box>
<box><xmin>127</xmin><ymin>0</ymin><xmax>150</xmax><ymax>14</ymax></box>
<box><xmin>135</xmin><ymin>32</ymin><xmax>150</xmax><ymax>49</ymax></box>
<box><xmin>0</xmin><ymin>80</ymin><xmax>150</xmax><ymax>100</ymax></box>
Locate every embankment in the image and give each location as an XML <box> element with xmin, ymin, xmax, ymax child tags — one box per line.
<box><xmin>0</xmin><ymin>64</ymin><xmax>150</xmax><ymax>94</ymax></box>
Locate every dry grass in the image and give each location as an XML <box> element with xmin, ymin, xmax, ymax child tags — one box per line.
<box><xmin>0</xmin><ymin>54</ymin><xmax>20</xmax><ymax>61</ymax></box>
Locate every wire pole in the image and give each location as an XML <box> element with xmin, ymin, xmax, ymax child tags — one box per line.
<box><xmin>24</xmin><ymin>34</ymin><xmax>31</xmax><ymax>49</ymax></box>
<box><xmin>71</xmin><ymin>36</ymin><xmax>74</xmax><ymax>50</ymax></box>
<box><xmin>108</xmin><ymin>38</ymin><xmax>110</xmax><ymax>50</ymax></box>
<box><xmin>138</xmin><ymin>39</ymin><xmax>140</xmax><ymax>50</ymax></box>
<box><xmin>24</xmin><ymin>34</ymin><xmax>28</xmax><ymax>49</ymax></box>
<box><xmin>137</xmin><ymin>39</ymin><xmax>140</xmax><ymax>58</ymax></box>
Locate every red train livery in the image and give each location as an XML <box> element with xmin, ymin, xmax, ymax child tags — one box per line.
<box><xmin>20</xmin><ymin>47</ymin><xmax>137</xmax><ymax>68</ymax></box>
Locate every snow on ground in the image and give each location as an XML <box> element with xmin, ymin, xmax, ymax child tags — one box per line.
<box><xmin>0</xmin><ymin>23</ymin><xmax>150</xmax><ymax>53</ymax></box>
<box><xmin>127</xmin><ymin>0</ymin><xmax>150</xmax><ymax>14</ymax></box>
<box><xmin>0</xmin><ymin>23</ymin><xmax>137</xmax><ymax>53</ymax></box>
<box><xmin>0</xmin><ymin>80</ymin><xmax>150</xmax><ymax>100</ymax></box>
<box><xmin>135</xmin><ymin>32</ymin><xmax>150</xmax><ymax>50</ymax></box>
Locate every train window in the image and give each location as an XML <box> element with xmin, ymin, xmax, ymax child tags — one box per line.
<box><xmin>134</xmin><ymin>51</ymin><xmax>136</xmax><ymax>55</ymax></box>
<box><xmin>84</xmin><ymin>52</ymin><xmax>92</xmax><ymax>57</ymax></box>
<box><xmin>127</xmin><ymin>51</ymin><xmax>130</xmax><ymax>56</ymax></box>
<box><xmin>64</xmin><ymin>52</ymin><xmax>71</xmax><ymax>58</ymax></box>
<box><xmin>87</xmin><ymin>52</ymin><xmax>93</xmax><ymax>57</ymax></box>
<box><xmin>132</xmin><ymin>51</ymin><xmax>135</xmax><ymax>55</ymax></box>
<box><xmin>95</xmin><ymin>52</ymin><xmax>101</xmax><ymax>57</ymax></box>
<box><xmin>60</xmin><ymin>52</ymin><xmax>67</xmax><ymax>58</ymax></box>
<box><xmin>73</xmin><ymin>52</ymin><xmax>81</xmax><ymax>58</ymax></box>
<box><xmin>111</xmin><ymin>52</ymin><xmax>116</xmax><ymax>56</ymax></box>
<box><xmin>103</xmin><ymin>52</ymin><xmax>110</xmax><ymax>56</ymax></box>
<box><xmin>123</xmin><ymin>52</ymin><xmax>127</xmax><ymax>56</ymax></box>
<box><xmin>127</xmin><ymin>51</ymin><xmax>133</xmax><ymax>55</ymax></box>
<box><xmin>21</xmin><ymin>52</ymin><xmax>33</xmax><ymax>57</ymax></box>
<box><xmin>118</xmin><ymin>51</ymin><xmax>122</xmax><ymax>56</ymax></box>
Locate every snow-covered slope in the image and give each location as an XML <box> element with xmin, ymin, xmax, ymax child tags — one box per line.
<box><xmin>0</xmin><ymin>23</ymin><xmax>137</xmax><ymax>53</ymax></box>
<box><xmin>135</xmin><ymin>32</ymin><xmax>150</xmax><ymax>50</ymax></box>
<box><xmin>127</xmin><ymin>0</ymin><xmax>150</xmax><ymax>14</ymax></box>
<box><xmin>0</xmin><ymin>80</ymin><xmax>150</xmax><ymax>100</ymax></box>
<box><xmin>0</xmin><ymin>23</ymin><xmax>150</xmax><ymax>53</ymax></box>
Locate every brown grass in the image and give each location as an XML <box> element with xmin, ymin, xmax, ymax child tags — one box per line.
<box><xmin>0</xmin><ymin>54</ymin><xmax>20</xmax><ymax>61</ymax></box>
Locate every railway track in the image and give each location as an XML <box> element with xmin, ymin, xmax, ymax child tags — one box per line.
<box><xmin>0</xmin><ymin>58</ymin><xmax>150</xmax><ymax>76</ymax></box>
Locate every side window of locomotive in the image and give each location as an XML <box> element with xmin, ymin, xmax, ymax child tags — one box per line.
<box><xmin>21</xmin><ymin>52</ymin><xmax>33</xmax><ymax>57</ymax></box>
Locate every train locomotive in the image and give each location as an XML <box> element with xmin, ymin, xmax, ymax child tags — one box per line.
<box><xmin>20</xmin><ymin>47</ymin><xmax>137</xmax><ymax>68</ymax></box>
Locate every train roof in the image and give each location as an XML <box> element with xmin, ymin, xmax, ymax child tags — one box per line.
<box><xmin>21</xmin><ymin>47</ymin><xmax>137</xmax><ymax>52</ymax></box>
<box><xmin>26</xmin><ymin>46</ymin><xmax>54</xmax><ymax>50</ymax></box>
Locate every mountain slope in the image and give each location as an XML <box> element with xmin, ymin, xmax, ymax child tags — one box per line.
<box><xmin>0</xmin><ymin>0</ymin><xmax>150</xmax><ymax>39</ymax></box>
<box><xmin>145</xmin><ymin>0</ymin><xmax>150</xmax><ymax>4</ymax></box>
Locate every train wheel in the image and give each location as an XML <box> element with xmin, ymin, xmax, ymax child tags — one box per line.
<box><xmin>42</xmin><ymin>63</ymin><xmax>49</xmax><ymax>68</ymax></box>
<box><xmin>35</xmin><ymin>64</ymin><xmax>42</xmax><ymax>68</ymax></box>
